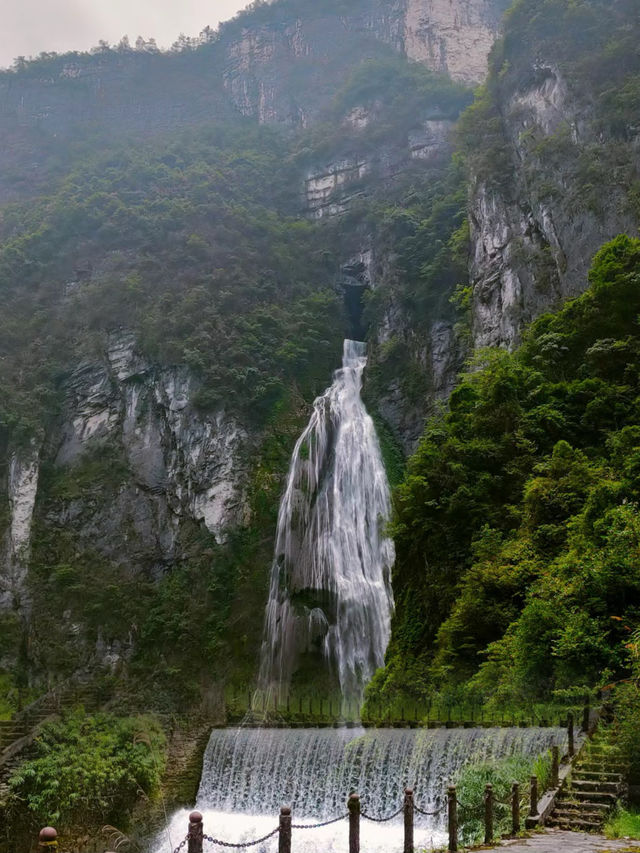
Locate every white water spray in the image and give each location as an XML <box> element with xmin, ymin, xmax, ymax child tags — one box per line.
<box><xmin>258</xmin><ymin>340</ymin><xmax>395</xmax><ymax>701</ymax></box>
<box><xmin>155</xmin><ymin>726</ymin><xmax>567</xmax><ymax>853</ymax></box>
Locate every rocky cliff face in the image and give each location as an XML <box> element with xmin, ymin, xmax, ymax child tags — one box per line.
<box><xmin>468</xmin><ymin>65</ymin><xmax>640</xmax><ymax>348</ymax></box>
<box><xmin>3</xmin><ymin>334</ymin><xmax>249</xmax><ymax>610</ymax></box>
<box><xmin>222</xmin><ymin>0</ymin><xmax>510</xmax><ymax>124</ymax></box>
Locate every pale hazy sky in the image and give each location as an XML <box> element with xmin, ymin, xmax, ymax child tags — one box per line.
<box><xmin>0</xmin><ymin>0</ymin><xmax>251</xmax><ymax>69</ymax></box>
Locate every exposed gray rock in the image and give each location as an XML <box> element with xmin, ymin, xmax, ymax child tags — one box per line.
<box><xmin>54</xmin><ymin>332</ymin><xmax>249</xmax><ymax>549</ymax></box>
<box><xmin>223</xmin><ymin>0</ymin><xmax>510</xmax><ymax>124</ymax></box>
<box><xmin>1</xmin><ymin>443</ymin><xmax>41</xmax><ymax>610</ymax></box>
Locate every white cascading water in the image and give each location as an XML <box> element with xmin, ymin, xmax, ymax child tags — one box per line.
<box><xmin>156</xmin><ymin>726</ymin><xmax>567</xmax><ymax>853</ymax></box>
<box><xmin>258</xmin><ymin>340</ymin><xmax>395</xmax><ymax>702</ymax></box>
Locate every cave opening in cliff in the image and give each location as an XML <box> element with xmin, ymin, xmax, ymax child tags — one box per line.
<box><xmin>344</xmin><ymin>283</ymin><xmax>368</xmax><ymax>342</ymax></box>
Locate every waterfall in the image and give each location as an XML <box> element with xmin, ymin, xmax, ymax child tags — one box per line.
<box><xmin>155</xmin><ymin>726</ymin><xmax>566</xmax><ymax>853</ymax></box>
<box><xmin>258</xmin><ymin>340</ymin><xmax>395</xmax><ymax>702</ymax></box>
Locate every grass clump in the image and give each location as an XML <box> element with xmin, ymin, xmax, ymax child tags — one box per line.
<box><xmin>606</xmin><ymin>807</ymin><xmax>640</xmax><ymax>841</ymax></box>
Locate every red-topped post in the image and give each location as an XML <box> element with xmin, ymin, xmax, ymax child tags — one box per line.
<box><xmin>188</xmin><ymin>811</ymin><xmax>203</xmax><ymax>853</ymax></box>
<box><xmin>39</xmin><ymin>828</ymin><xmax>58</xmax><ymax>853</ymax></box>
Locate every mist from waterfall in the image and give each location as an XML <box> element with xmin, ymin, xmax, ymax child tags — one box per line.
<box><xmin>258</xmin><ymin>340</ymin><xmax>395</xmax><ymax>702</ymax></box>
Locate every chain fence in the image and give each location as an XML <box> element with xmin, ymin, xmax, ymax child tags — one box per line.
<box><xmin>203</xmin><ymin>829</ymin><xmax>280</xmax><ymax>849</ymax></box>
<box><xmin>191</xmin><ymin>796</ymin><xmax>443</xmax><ymax>849</ymax></box>
<box><xmin>360</xmin><ymin>805</ymin><xmax>404</xmax><ymax>823</ymax></box>
<box><xmin>291</xmin><ymin>814</ymin><xmax>348</xmax><ymax>829</ymax></box>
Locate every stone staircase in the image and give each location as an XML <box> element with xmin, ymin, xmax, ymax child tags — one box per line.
<box><xmin>548</xmin><ymin>736</ymin><xmax>626</xmax><ymax>831</ymax></box>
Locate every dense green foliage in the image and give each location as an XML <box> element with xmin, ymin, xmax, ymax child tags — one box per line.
<box><xmin>612</xmin><ymin>629</ymin><xmax>640</xmax><ymax>785</ymax></box>
<box><xmin>368</xmin><ymin>235</ymin><xmax>640</xmax><ymax>708</ymax></box>
<box><xmin>7</xmin><ymin>712</ymin><xmax>165</xmax><ymax>829</ymax></box>
<box><xmin>0</xmin><ymin>121</ymin><xmax>344</xmax><ymax>442</ymax></box>
<box><xmin>456</xmin><ymin>752</ymin><xmax>551</xmax><ymax>844</ymax></box>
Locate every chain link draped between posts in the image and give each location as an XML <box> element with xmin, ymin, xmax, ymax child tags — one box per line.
<box><xmin>414</xmin><ymin>802</ymin><xmax>445</xmax><ymax>817</ymax></box>
<box><xmin>203</xmin><ymin>828</ymin><xmax>280</xmax><ymax>848</ymax></box>
<box><xmin>291</xmin><ymin>814</ymin><xmax>348</xmax><ymax>829</ymax></box>
<box><xmin>361</xmin><ymin>805</ymin><xmax>404</xmax><ymax>823</ymax></box>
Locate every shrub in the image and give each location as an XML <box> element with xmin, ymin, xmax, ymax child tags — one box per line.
<box><xmin>8</xmin><ymin>711</ymin><xmax>166</xmax><ymax>830</ymax></box>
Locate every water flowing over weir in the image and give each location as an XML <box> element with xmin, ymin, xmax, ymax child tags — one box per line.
<box><xmin>155</xmin><ymin>726</ymin><xmax>566</xmax><ymax>853</ymax></box>
<box><xmin>258</xmin><ymin>340</ymin><xmax>395</xmax><ymax>702</ymax></box>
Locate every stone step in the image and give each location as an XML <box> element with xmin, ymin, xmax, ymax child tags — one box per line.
<box><xmin>571</xmin><ymin>779</ymin><xmax>619</xmax><ymax>793</ymax></box>
<box><xmin>580</xmin><ymin>761</ymin><xmax>627</xmax><ymax>773</ymax></box>
<box><xmin>555</xmin><ymin>799</ymin><xmax>611</xmax><ymax>813</ymax></box>
<box><xmin>548</xmin><ymin>816</ymin><xmax>605</xmax><ymax>831</ymax></box>
<box><xmin>553</xmin><ymin>808</ymin><xmax>609</xmax><ymax>821</ymax></box>
<box><xmin>562</xmin><ymin>790</ymin><xmax>617</xmax><ymax>804</ymax></box>
<box><xmin>575</xmin><ymin>770</ymin><xmax>623</xmax><ymax>782</ymax></box>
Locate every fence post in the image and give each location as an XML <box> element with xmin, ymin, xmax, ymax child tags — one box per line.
<box><xmin>567</xmin><ymin>712</ymin><xmax>575</xmax><ymax>757</ymax></box>
<box><xmin>404</xmin><ymin>788</ymin><xmax>414</xmax><ymax>853</ymax></box>
<box><xmin>279</xmin><ymin>807</ymin><xmax>291</xmax><ymax>853</ymax></box>
<box><xmin>447</xmin><ymin>786</ymin><xmax>458</xmax><ymax>853</ymax></box>
<box><xmin>484</xmin><ymin>784</ymin><xmax>493</xmax><ymax>844</ymax></box>
<box><xmin>39</xmin><ymin>828</ymin><xmax>58</xmax><ymax>853</ymax></box>
<box><xmin>188</xmin><ymin>812</ymin><xmax>203</xmax><ymax>853</ymax></box>
<box><xmin>551</xmin><ymin>745</ymin><xmax>559</xmax><ymax>787</ymax></box>
<box><xmin>529</xmin><ymin>776</ymin><xmax>538</xmax><ymax>818</ymax></box>
<box><xmin>348</xmin><ymin>793</ymin><xmax>360</xmax><ymax>853</ymax></box>
<box><xmin>511</xmin><ymin>782</ymin><xmax>520</xmax><ymax>836</ymax></box>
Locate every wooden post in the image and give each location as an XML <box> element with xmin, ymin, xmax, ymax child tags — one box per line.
<box><xmin>529</xmin><ymin>776</ymin><xmax>538</xmax><ymax>818</ymax></box>
<box><xmin>348</xmin><ymin>793</ymin><xmax>360</xmax><ymax>853</ymax></box>
<box><xmin>279</xmin><ymin>807</ymin><xmax>292</xmax><ymax>853</ymax></box>
<box><xmin>188</xmin><ymin>812</ymin><xmax>203</xmax><ymax>853</ymax></box>
<box><xmin>484</xmin><ymin>784</ymin><xmax>493</xmax><ymax>844</ymax></box>
<box><xmin>447</xmin><ymin>786</ymin><xmax>458</xmax><ymax>853</ymax></box>
<box><xmin>551</xmin><ymin>745</ymin><xmax>559</xmax><ymax>788</ymax></box>
<box><xmin>511</xmin><ymin>782</ymin><xmax>520</xmax><ymax>836</ymax></box>
<box><xmin>39</xmin><ymin>828</ymin><xmax>58</xmax><ymax>853</ymax></box>
<box><xmin>404</xmin><ymin>788</ymin><xmax>414</xmax><ymax>853</ymax></box>
<box><xmin>567</xmin><ymin>712</ymin><xmax>575</xmax><ymax>757</ymax></box>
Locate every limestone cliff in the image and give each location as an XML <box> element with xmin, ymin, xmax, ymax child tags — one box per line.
<box><xmin>467</xmin><ymin>62</ymin><xmax>640</xmax><ymax>348</ymax></box>
<box><xmin>222</xmin><ymin>0</ymin><xmax>510</xmax><ymax>124</ymax></box>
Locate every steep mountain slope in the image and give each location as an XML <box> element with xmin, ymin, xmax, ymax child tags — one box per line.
<box><xmin>0</xmin><ymin>0</ymin><xmax>490</xmax><ymax>706</ymax></box>
<box><xmin>0</xmin><ymin>0</ymin><xmax>638</xmax><ymax>716</ymax></box>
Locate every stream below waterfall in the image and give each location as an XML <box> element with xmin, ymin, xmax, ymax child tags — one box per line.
<box><xmin>154</xmin><ymin>726</ymin><xmax>566</xmax><ymax>853</ymax></box>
